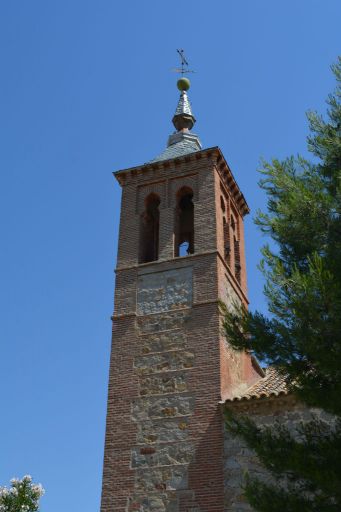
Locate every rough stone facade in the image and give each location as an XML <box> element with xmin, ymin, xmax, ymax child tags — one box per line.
<box><xmin>223</xmin><ymin>396</ymin><xmax>318</xmax><ymax>511</ymax></box>
<box><xmin>100</xmin><ymin>148</ymin><xmax>263</xmax><ymax>512</ymax></box>
<box><xmin>130</xmin><ymin>267</ymin><xmax>195</xmax><ymax>510</ymax></box>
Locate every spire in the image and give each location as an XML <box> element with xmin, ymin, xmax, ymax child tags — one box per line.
<box><xmin>172</xmin><ymin>79</ymin><xmax>196</xmax><ymax>131</ymax></box>
<box><xmin>150</xmin><ymin>77</ymin><xmax>202</xmax><ymax>163</ymax></box>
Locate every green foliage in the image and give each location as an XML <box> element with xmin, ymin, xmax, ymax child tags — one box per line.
<box><xmin>0</xmin><ymin>476</ymin><xmax>44</xmax><ymax>512</ymax></box>
<box><xmin>225</xmin><ymin>409</ymin><xmax>341</xmax><ymax>511</ymax></box>
<box><xmin>222</xmin><ymin>57</ymin><xmax>341</xmax><ymax>510</ymax></box>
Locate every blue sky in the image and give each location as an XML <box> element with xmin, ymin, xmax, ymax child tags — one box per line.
<box><xmin>0</xmin><ymin>1</ymin><xmax>340</xmax><ymax>511</ymax></box>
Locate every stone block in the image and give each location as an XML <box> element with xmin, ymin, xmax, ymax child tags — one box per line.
<box><xmin>134</xmin><ymin>466</ymin><xmax>188</xmax><ymax>492</ymax></box>
<box><xmin>136</xmin><ymin>419</ymin><xmax>190</xmax><ymax>444</ymax></box>
<box><xmin>139</xmin><ymin>374</ymin><xmax>188</xmax><ymax>396</ymax></box>
<box><xmin>140</xmin><ymin>331</ymin><xmax>187</xmax><ymax>354</ymax></box>
<box><xmin>136</xmin><ymin>310</ymin><xmax>190</xmax><ymax>334</ymax></box>
<box><xmin>131</xmin><ymin>443</ymin><xmax>195</xmax><ymax>468</ymax></box>
<box><xmin>127</xmin><ymin>491</ymin><xmax>178</xmax><ymax>512</ymax></box>
<box><xmin>131</xmin><ymin>395</ymin><xmax>195</xmax><ymax>422</ymax></box>
<box><xmin>137</xmin><ymin>267</ymin><xmax>193</xmax><ymax>315</ymax></box>
<box><xmin>134</xmin><ymin>351</ymin><xmax>194</xmax><ymax>375</ymax></box>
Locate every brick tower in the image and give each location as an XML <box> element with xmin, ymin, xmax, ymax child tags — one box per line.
<box><xmin>100</xmin><ymin>77</ymin><xmax>262</xmax><ymax>512</ymax></box>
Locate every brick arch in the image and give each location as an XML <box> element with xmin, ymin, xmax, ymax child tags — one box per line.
<box><xmin>136</xmin><ymin>181</ymin><xmax>166</xmax><ymax>214</ymax></box>
<box><xmin>139</xmin><ymin>192</ymin><xmax>161</xmax><ymax>264</ymax></box>
<box><xmin>143</xmin><ymin>191</ymin><xmax>160</xmax><ymax>208</ymax></box>
<box><xmin>169</xmin><ymin>174</ymin><xmax>198</xmax><ymax>207</ymax></box>
<box><xmin>176</xmin><ymin>185</ymin><xmax>194</xmax><ymax>201</ymax></box>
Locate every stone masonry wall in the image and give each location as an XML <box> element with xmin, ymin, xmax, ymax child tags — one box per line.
<box><xmin>128</xmin><ymin>267</ymin><xmax>195</xmax><ymax>511</ymax></box>
<box><xmin>101</xmin><ymin>252</ymin><xmax>230</xmax><ymax>512</ymax></box>
<box><xmin>223</xmin><ymin>397</ymin><xmax>321</xmax><ymax>511</ymax></box>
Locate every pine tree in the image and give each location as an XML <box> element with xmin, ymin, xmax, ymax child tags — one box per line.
<box><xmin>221</xmin><ymin>57</ymin><xmax>341</xmax><ymax>511</ymax></box>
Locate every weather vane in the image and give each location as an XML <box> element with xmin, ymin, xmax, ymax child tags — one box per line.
<box><xmin>172</xmin><ymin>49</ymin><xmax>195</xmax><ymax>75</ymax></box>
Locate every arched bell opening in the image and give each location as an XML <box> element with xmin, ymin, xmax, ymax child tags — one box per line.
<box><xmin>139</xmin><ymin>193</ymin><xmax>160</xmax><ymax>263</ymax></box>
<box><xmin>174</xmin><ymin>187</ymin><xmax>194</xmax><ymax>257</ymax></box>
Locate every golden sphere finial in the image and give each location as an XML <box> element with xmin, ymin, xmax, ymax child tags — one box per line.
<box><xmin>177</xmin><ymin>77</ymin><xmax>190</xmax><ymax>91</ymax></box>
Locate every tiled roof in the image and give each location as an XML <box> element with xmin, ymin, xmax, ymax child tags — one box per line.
<box><xmin>150</xmin><ymin>138</ymin><xmax>201</xmax><ymax>163</ymax></box>
<box><xmin>226</xmin><ymin>367</ymin><xmax>289</xmax><ymax>403</ymax></box>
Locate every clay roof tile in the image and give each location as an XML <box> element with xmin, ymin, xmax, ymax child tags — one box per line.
<box><xmin>226</xmin><ymin>367</ymin><xmax>289</xmax><ymax>403</ymax></box>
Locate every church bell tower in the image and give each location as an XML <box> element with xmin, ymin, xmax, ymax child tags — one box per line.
<box><xmin>100</xmin><ymin>75</ymin><xmax>262</xmax><ymax>512</ymax></box>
